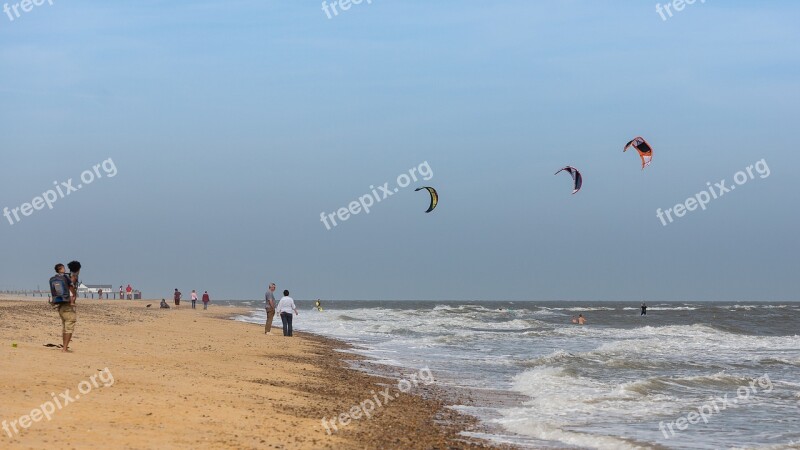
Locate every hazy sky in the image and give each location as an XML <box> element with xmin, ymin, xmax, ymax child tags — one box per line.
<box><xmin>1</xmin><ymin>1</ymin><xmax>798</xmax><ymax>301</ymax></box>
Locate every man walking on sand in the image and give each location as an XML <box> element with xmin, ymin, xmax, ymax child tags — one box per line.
<box><xmin>191</xmin><ymin>290</ymin><xmax>198</xmax><ymax>309</ymax></box>
<box><xmin>174</xmin><ymin>288</ymin><xmax>182</xmax><ymax>307</ymax></box>
<box><xmin>126</xmin><ymin>284</ymin><xmax>133</xmax><ymax>300</ymax></box>
<box><xmin>277</xmin><ymin>290</ymin><xmax>298</xmax><ymax>337</ymax></box>
<box><xmin>50</xmin><ymin>263</ymin><xmax>75</xmax><ymax>352</ymax></box>
<box><xmin>202</xmin><ymin>291</ymin><xmax>210</xmax><ymax>310</ymax></box>
<box><xmin>119</xmin><ymin>285</ymin><xmax>124</xmax><ymax>300</ymax></box>
<box><xmin>265</xmin><ymin>283</ymin><xmax>277</xmax><ymax>334</ymax></box>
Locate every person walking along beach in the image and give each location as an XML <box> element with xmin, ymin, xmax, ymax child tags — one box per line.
<box><xmin>277</xmin><ymin>290</ymin><xmax>298</xmax><ymax>336</ymax></box>
<box><xmin>265</xmin><ymin>283</ymin><xmax>277</xmax><ymax>334</ymax></box>
<box><xmin>119</xmin><ymin>285</ymin><xmax>124</xmax><ymax>300</ymax></box>
<box><xmin>50</xmin><ymin>263</ymin><xmax>75</xmax><ymax>352</ymax></box>
<box><xmin>202</xmin><ymin>291</ymin><xmax>210</xmax><ymax>309</ymax></box>
<box><xmin>126</xmin><ymin>284</ymin><xmax>133</xmax><ymax>300</ymax></box>
<box><xmin>191</xmin><ymin>290</ymin><xmax>198</xmax><ymax>309</ymax></box>
<box><xmin>174</xmin><ymin>288</ymin><xmax>182</xmax><ymax>308</ymax></box>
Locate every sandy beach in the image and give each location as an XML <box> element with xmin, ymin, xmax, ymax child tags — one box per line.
<box><xmin>0</xmin><ymin>296</ymin><xmax>497</xmax><ymax>450</ymax></box>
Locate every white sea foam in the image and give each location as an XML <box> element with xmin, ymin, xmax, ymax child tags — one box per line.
<box><xmin>232</xmin><ymin>303</ymin><xmax>800</xmax><ymax>449</ymax></box>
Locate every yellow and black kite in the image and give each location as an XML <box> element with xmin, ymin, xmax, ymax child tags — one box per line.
<box><xmin>415</xmin><ymin>187</ymin><xmax>438</xmax><ymax>213</ymax></box>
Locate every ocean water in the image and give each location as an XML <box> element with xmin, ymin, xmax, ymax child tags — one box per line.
<box><xmin>229</xmin><ymin>301</ymin><xmax>800</xmax><ymax>449</ymax></box>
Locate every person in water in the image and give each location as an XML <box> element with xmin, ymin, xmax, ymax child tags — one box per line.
<box><xmin>641</xmin><ymin>302</ymin><xmax>647</xmax><ymax>316</ymax></box>
<box><xmin>577</xmin><ymin>314</ymin><xmax>586</xmax><ymax>325</ymax></box>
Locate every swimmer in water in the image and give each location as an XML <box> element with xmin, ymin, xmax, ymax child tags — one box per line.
<box><xmin>577</xmin><ymin>314</ymin><xmax>586</xmax><ymax>325</ymax></box>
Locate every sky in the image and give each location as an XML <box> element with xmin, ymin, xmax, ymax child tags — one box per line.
<box><xmin>0</xmin><ymin>0</ymin><xmax>798</xmax><ymax>301</ymax></box>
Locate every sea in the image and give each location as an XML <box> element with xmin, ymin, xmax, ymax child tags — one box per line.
<box><xmin>224</xmin><ymin>300</ymin><xmax>800</xmax><ymax>449</ymax></box>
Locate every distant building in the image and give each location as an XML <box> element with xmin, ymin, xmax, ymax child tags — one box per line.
<box><xmin>79</xmin><ymin>284</ymin><xmax>113</xmax><ymax>294</ymax></box>
<box><xmin>75</xmin><ymin>283</ymin><xmax>141</xmax><ymax>299</ymax></box>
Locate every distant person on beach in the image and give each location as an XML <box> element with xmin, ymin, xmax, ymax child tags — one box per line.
<box><xmin>126</xmin><ymin>284</ymin><xmax>133</xmax><ymax>300</ymax></box>
<box><xmin>50</xmin><ymin>263</ymin><xmax>75</xmax><ymax>352</ymax></box>
<box><xmin>641</xmin><ymin>302</ymin><xmax>647</xmax><ymax>316</ymax></box>
<box><xmin>191</xmin><ymin>290</ymin><xmax>198</xmax><ymax>309</ymax></box>
<box><xmin>277</xmin><ymin>290</ymin><xmax>298</xmax><ymax>337</ymax></box>
<box><xmin>98</xmin><ymin>288</ymin><xmax>104</xmax><ymax>300</ymax></box>
<box><xmin>160</xmin><ymin>299</ymin><xmax>170</xmax><ymax>309</ymax></box>
<box><xmin>119</xmin><ymin>285</ymin><xmax>124</xmax><ymax>300</ymax></box>
<box><xmin>578</xmin><ymin>314</ymin><xmax>586</xmax><ymax>325</ymax></box>
<box><xmin>174</xmin><ymin>289</ymin><xmax>182</xmax><ymax>307</ymax></box>
<box><xmin>265</xmin><ymin>283</ymin><xmax>277</xmax><ymax>334</ymax></box>
<box><xmin>202</xmin><ymin>291</ymin><xmax>210</xmax><ymax>310</ymax></box>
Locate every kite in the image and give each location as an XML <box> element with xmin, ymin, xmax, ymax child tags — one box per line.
<box><xmin>624</xmin><ymin>136</ymin><xmax>654</xmax><ymax>169</ymax></box>
<box><xmin>554</xmin><ymin>166</ymin><xmax>583</xmax><ymax>194</ymax></box>
<box><xmin>415</xmin><ymin>187</ymin><xmax>438</xmax><ymax>213</ymax></box>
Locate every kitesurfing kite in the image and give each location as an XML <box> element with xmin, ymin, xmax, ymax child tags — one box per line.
<box><xmin>554</xmin><ymin>166</ymin><xmax>583</xmax><ymax>194</ymax></box>
<box><xmin>624</xmin><ymin>136</ymin><xmax>654</xmax><ymax>169</ymax></box>
<box><xmin>415</xmin><ymin>187</ymin><xmax>438</xmax><ymax>213</ymax></box>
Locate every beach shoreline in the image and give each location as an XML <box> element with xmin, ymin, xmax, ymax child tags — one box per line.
<box><xmin>0</xmin><ymin>296</ymin><xmax>504</xmax><ymax>449</ymax></box>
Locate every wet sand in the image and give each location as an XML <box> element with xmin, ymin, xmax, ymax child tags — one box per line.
<box><xmin>0</xmin><ymin>296</ymin><xmax>502</xmax><ymax>449</ymax></box>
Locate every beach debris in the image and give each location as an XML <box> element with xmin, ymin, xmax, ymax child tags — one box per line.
<box><xmin>414</xmin><ymin>186</ymin><xmax>438</xmax><ymax>213</ymax></box>
<box><xmin>43</xmin><ymin>343</ymin><xmax>63</xmax><ymax>348</ymax></box>
<box><xmin>555</xmin><ymin>166</ymin><xmax>583</xmax><ymax>194</ymax></box>
<box><xmin>146</xmin><ymin>304</ymin><xmax>152</xmax><ymax>308</ymax></box>
<box><xmin>624</xmin><ymin>136</ymin><xmax>654</xmax><ymax>169</ymax></box>
<box><xmin>12</xmin><ymin>342</ymin><xmax>17</xmax><ymax>348</ymax></box>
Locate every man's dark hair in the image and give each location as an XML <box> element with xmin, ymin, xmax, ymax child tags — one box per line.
<box><xmin>54</xmin><ymin>263</ymin><xmax>64</xmax><ymax>273</ymax></box>
<box><xmin>67</xmin><ymin>261</ymin><xmax>81</xmax><ymax>272</ymax></box>
<box><xmin>283</xmin><ymin>290</ymin><xmax>289</xmax><ymax>296</ymax></box>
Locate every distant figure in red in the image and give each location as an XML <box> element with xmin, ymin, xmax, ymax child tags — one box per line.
<box><xmin>126</xmin><ymin>284</ymin><xmax>133</xmax><ymax>300</ymax></box>
<box><xmin>174</xmin><ymin>289</ymin><xmax>182</xmax><ymax>307</ymax></box>
<box><xmin>202</xmin><ymin>291</ymin><xmax>210</xmax><ymax>310</ymax></box>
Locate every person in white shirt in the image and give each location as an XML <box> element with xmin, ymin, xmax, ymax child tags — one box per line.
<box><xmin>191</xmin><ymin>290</ymin><xmax>198</xmax><ymax>309</ymax></box>
<box><xmin>276</xmin><ymin>290</ymin><xmax>299</xmax><ymax>336</ymax></box>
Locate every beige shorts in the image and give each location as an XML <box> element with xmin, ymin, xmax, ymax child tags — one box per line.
<box><xmin>58</xmin><ymin>303</ymin><xmax>77</xmax><ymax>334</ymax></box>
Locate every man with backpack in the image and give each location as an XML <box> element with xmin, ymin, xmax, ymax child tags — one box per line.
<box><xmin>50</xmin><ymin>263</ymin><xmax>76</xmax><ymax>353</ymax></box>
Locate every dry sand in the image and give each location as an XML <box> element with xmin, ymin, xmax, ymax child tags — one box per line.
<box><xmin>0</xmin><ymin>296</ymin><xmax>502</xmax><ymax>449</ymax></box>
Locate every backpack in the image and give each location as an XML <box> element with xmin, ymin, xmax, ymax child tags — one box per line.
<box><xmin>49</xmin><ymin>274</ymin><xmax>70</xmax><ymax>304</ymax></box>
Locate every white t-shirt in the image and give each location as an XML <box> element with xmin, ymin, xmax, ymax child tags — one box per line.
<box><xmin>276</xmin><ymin>296</ymin><xmax>296</xmax><ymax>314</ymax></box>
